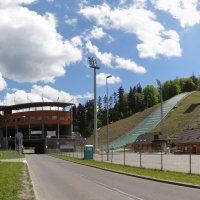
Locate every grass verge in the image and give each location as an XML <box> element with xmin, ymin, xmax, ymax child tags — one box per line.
<box><xmin>0</xmin><ymin>162</ymin><xmax>35</xmax><ymax>200</ymax></box>
<box><xmin>0</xmin><ymin>150</ymin><xmax>25</xmax><ymax>159</ymax></box>
<box><xmin>50</xmin><ymin>153</ymin><xmax>200</xmax><ymax>186</ymax></box>
<box><xmin>0</xmin><ymin>162</ymin><xmax>23</xmax><ymax>200</ymax></box>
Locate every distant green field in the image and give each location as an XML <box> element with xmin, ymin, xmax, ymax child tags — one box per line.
<box><xmin>51</xmin><ymin>154</ymin><xmax>200</xmax><ymax>186</ymax></box>
<box><xmin>0</xmin><ymin>150</ymin><xmax>25</xmax><ymax>159</ymax></box>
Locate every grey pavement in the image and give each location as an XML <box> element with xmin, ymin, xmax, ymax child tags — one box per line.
<box><xmin>26</xmin><ymin>154</ymin><xmax>200</xmax><ymax>200</ymax></box>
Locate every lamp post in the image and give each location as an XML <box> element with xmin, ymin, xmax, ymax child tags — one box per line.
<box><xmin>106</xmin><ymin>75</ymin><xmax>112</xmax><ymax>161</ymax></box>
<box><xmin>156</xmin><ymin>79</ymin><xmax>164</xmax><ymax>170</ymax></box>
<box><xmin>156</xmin><ymin>80</ymin><xmax>163</xmax><ymax>135</ymax></box>
<box><xmin>88</xmin><ymin>57</ymin><xmax>100</xmax><ymax>153</ymax></box>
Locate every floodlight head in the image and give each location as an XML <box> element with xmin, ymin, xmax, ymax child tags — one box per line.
<box><xmin>106</xmin><ymin>75</ymin><xmax>112</xmax><ymax>79</ymax></box>
<box><xmin>156</xmin><ymin>79</ymin><xmax>162</xmax><ymax>87</ymax></box>
<box><xmin>88</xmin><ymin>57</ymin><xmax>100</xmax><ymax>69</ymax></box>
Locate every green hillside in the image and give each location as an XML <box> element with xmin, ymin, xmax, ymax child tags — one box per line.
<box><xmin>154</xmin><ymin>91</ymin><xmax>200</xmax><ymax>138</ymax></box>
<box><xmin>87</xmin><ymin>104</ymin><xmax>159</xmax><ymax>147</ymax></box>
<box><xmin>88</xmin><ymin>91</ymin><xmax>200</xmax><ymax>147</ymax></box>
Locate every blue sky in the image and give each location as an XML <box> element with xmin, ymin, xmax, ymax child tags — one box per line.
<box><xmin>0</xmin><ymin>0</ymin><xmax>200</xmax><ymax>105</ymax></box>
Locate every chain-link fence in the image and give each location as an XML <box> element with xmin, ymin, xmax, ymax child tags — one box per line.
<box><xmin>60</xmin><ymin>144</ymin><xmax>200</xmax><ymax>174</ymax></box>
<box><xmin>95</xmin><ymin>146</ymin><xmax>200</xmax><ymax>174</ymax></box>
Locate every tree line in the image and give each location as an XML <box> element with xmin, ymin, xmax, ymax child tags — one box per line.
<box><xmin>73</xmin><ymin>75</ymin><xmax>200</xmax><ymax>137</ymax></box>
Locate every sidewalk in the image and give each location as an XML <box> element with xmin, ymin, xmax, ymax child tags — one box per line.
<box><xmin>0</xmin><ymin>158</ymin><xmax>27</xmax><ymax>163</ymax></box>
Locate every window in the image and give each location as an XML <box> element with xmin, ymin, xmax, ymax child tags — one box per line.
<box><xmin>44</xmin><ymin>116</ymin><xmax>50</xmax><ymax>120</ymax></box>
<box><xmin>37</xmin><ymin>116</ymin><xmax>42</xmax><ymax>120</ymax></box>
<box><xmin>59</xmin><ymin>116</ymin><xmax>64</xmax><ymax>120</ymax></box>
<box><xmin>52</xmin><ymin>116</ymin><xmax>57</xmax><ymax>120</ymax></box>
<box><xmin>30</xmin><ymin>116</ymin><xmax>35</xmax><ymax>120</ymax></box>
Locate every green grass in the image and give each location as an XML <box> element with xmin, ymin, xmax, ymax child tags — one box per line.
<box><xmin>87</xmin><ymin>104</ymin><xmax>159</xmax><ymax>147</ymax></box>
<box><xmin>0</xmin><ymin>150</ymin><xmax>25</xmax><ymax>159</ymax></box>
<box><xmin>51</xmin><ymin>153</ymin><xmax>200</xmax><ymax>186</ymax></box>
<box><xmin>0</xmin><ymin>163</ymin><xmax>24</xmax><ymax>200</ymax></box>
<box><xmin>0</xmin><ymin>162</ymin><xmax>35</xmax><ymax>200</ymax></box>
<box><xmin>154</xmin><ymin>91</ymin><xmax>200</xmax><ymax>137</ymax></box>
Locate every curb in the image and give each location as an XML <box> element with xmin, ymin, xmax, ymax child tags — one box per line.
<box><xmin>0</xmin><ymin>158</ymin><xmax>26</xmax><ymax>162</ymax></box>
<box><xmin>52</xmin><ymin>155</ymin><xmax>200</xmax><ymax>190</ymax></box>
<box><xmin>26</xmin><ymin>159</ymin><xmax>39</xmax><ymax>200</ymax></box>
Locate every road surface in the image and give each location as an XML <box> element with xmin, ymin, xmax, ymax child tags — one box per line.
<box><xmin>26</xmin><ymin>154</ymin><xmax>200</xmax><ymax>200</ymax></box>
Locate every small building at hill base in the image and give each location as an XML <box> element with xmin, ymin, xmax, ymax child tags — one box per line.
<box><xmin>132</xmin><ymin>132</ymin><xmax>167</xmax><ymax>152</ymax></box>
<box><xmin>175</xmin><ymin>128</ymin><xmax>200</xmax><ymax>154</ymax></box>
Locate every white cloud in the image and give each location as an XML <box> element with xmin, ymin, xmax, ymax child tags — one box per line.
<box><xmin>151</xmin><ymin>0</ymin><xmax>200</xmax><ymax>28</ymax></box>
<box><xmin>2</xmin><ymin>90</ymin><xmax>41</xmax><ymax>105</ymax></box>
<box><xmin>137</xmin><ymin>29</ymin><xmax>181</xmax><ymax>58</ymax></box>
<box><xmin>0</xmin><ymin>3</ymin><xmax>82</xmax><ymax>83</ymax></box>
<box><xmin>79</xmin><ymin>3</ymin><xmax>182</xmax><ymax>58</ymax></box>
<box><xmin>0</xmin><ymin>0</ymin><xmax>36</xmax><ymax>8</ymax></box>
<box><xmin>115</xmin><ymin>56</ymin><xmax>146</xmax><ymax>73</ymax></box>
<box><xmin>44</xmin><ymin>12</ymin><xmax>57</xmax><ymax>27</ymax></box>
<box><xmin>64</xmin><ymin>16</ymin><xmax>78</xmax><ymax>26</ymax></box>
<box><xmin>96</xmin><ymin>73</ymin><xmax>122</xmax><ymax>86</ymax></box>
<box><xmin>86</xmin><ymin>40</ymin><xmax>114</xmax><ymax>66</ymax></box>
<box><xmin>76</xmin><ymin>92</ymin><xmax>93</xmax><ymax>100</ymax></box>
<box><xmin>78</xmin><ymin>0</ymin><xmax>89</xmax><ymax>9</ymax></box>
<box><xmin>119</xmin><ymin>0</ymin><xmax>127</xmax><ymax>5</ymax></box>
<box><xmin>0</xmin><ymin>72</ymin><xmax>7</xmax><ymax>91</ymax></box>
<box><xmin>85</xmin><ymin>40</ymin><xmax>147</xmax><ymax>74</ymax></box>
<box><xmin>47</xmin><ymin>0</ymin><xmax>54</xmax><ymax>3</ymax></box>
<box><xmin>31</xmin><ymin>85</ymin><xmax>75</xmax><ymax>103</ymax></box>
<box><xmin>71</xmin><ymin>36</ymin><xmax>83</xmax><ymax>47</ymax></box>
<box><xmin>90</xmin><ymin>26</ymin><xmax>106</xmax><ymax>40</ymax></box>
<box><xmin>0</xmin><ymin>85</ymin><xmax>94</xmax><ymax>105</ymax></box>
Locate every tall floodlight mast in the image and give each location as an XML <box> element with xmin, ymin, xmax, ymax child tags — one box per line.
<box><xmin>88</xmin><ymin>57</ymin><xmax>100</xmax><ymax>153</ymax></box>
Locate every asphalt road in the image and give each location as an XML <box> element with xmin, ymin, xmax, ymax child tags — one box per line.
<box><xmin>26</xmin><ymin>154</ymin><xmax>200</xmax><ymax>200</ymax></box>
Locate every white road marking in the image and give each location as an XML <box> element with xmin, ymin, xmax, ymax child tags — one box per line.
<box><xmin>66</xmin><ymin>167</ymin><xmax>147</xmax><ymax>200</ymax></box>
<box><xmin>112</xmin><ymin>187</ymin><xmax>145</xmax><ymax>200</ymax></box>
<box><xmin>86</xmin><ymin>177</ymin><xmax>146</xmax><ymax>200</ymax></box>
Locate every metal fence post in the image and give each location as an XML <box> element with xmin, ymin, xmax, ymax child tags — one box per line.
<box><xmin>140</xmin><ymin>146</ymin><xmax>142</xmax><ymax>168</ymax></box>
<box><xmin>161</xmin><ymin>144</ymin><xmax>163</xmax><ymax>171</ymax></box>
<box><xmin>81</xmin><ymin>146</ymin><xmax>83</xmax><ymax>159</ymax></box>
<box><xmin>101</xmin><ymin>147</ymin><xmax>103</xmax><ymax>162</ymax></box>
<box><xmin>124</xmin><ymin>146</ymin><xmax>126</xmax><ymax>166</ymax></box>
<box><xmin>111</xmin><ymin>149</ymin><xmax>113</xmax><ymax>164</ymax></box>
<box><xmin>189</xmin><ymin>144</ymin><xmax>192</xmax><ymax>174</ymax></box>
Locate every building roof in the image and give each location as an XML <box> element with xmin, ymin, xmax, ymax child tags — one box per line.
<box><xmin>176</xmin><ymin>128</ymin><xmax>200</xmax><ymax>144</ymax></box>
<box><xmin>0</xmin><ymin>102</ymin><xmax>75</xmax><ymax>111</ymax></box>
<box><xmin>133</xmin><ymin>132</ymin><xmax>166</xmax><ymax>145</ymax></box>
